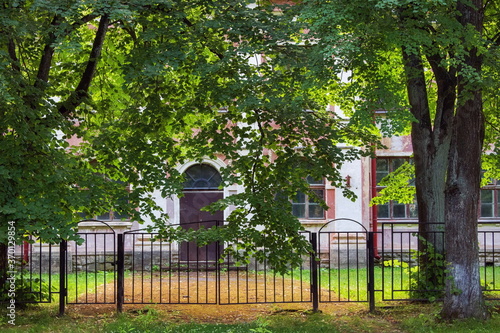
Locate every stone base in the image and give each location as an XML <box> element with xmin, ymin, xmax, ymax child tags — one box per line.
<box><xmin>328</xmin><ymin>248</ymin><xmax>367</xmax><ymax>269</ymax></box>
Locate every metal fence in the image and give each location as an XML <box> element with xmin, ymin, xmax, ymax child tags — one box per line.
<box><xmin>378</xmin><ymin>222</ymin><xmax>446</xmax><ymax>301</ymax></box>
<box><xmin>4</xmin><ymin>219</ymin><xmax>500</xmax><ymax>316</ymax></box>
<box><xmin>116</xmin><ymin>227</ymin><xmax>314</xmax><ymax>311</ymax></box>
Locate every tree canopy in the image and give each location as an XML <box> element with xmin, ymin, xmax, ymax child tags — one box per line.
<box><xmin>0</xmin><ymin>0</ymin><xmax>379</xmax><ymax>272</ymax></box>
<box><xmin>292</xmin><ymin>0</ymin><xmax>499</xmax><ymax>319</ymax></box>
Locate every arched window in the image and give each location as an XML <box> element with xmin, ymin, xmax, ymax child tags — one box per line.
<box><xmin>183</xmin><ymin>164</ymin><xmax>222</xmax><ymax>190</ymax></box>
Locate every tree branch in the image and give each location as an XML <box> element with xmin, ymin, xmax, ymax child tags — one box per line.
<box><xmin>182</xmin><ymin>17</ymin><xmax>224</xmax><ymax>60</ymax></box>
<box><xmin>33</xmin><ymin>14</ymin><xmax>99</xmax><ymax>91</ymax></box>
<box><xmin>485</xmin><ymin>118</ymin><xmax>500</xmax><ymax>135</ymax></box>
<box><xmin>7</xmin><ymin>38</ymin><xmax>20</xmax><ymax>72</ymax></box>
<box><xmin>34</xmin><ymin>15</ymin><xmax>63</xmax><ymax>89</ymax></box>
<box><xmin>425</xmin><ymin>50</ymin><xmax>456</xmax><ymax>139</ymax></box>
<box><xmin>119</xmin><ymin>20</ymin><xmax>137</xmax><ymax>42</ymax></box>
<box><xmin>401</xmin><ymin>47</ymin><xmax>433</xmax><ymax>133</ymax></box>
<box><xmin>73</xmin><ymin>14</ymin><xmax>100</xmax><ymax>29</ymax></box>
<box><xmin>58</xmin><ymin>14</ymin><xmax>110</xmax><ymax>117</ymax></box>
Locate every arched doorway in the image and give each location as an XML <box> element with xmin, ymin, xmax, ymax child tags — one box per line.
<box><xmin>180</xmin><ymin>164</ymin><xmax>223</xmax><ymax>261</ymax></box>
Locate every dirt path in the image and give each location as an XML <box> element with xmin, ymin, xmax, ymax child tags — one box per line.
<box><xmin>66</xmin><ymin>270</ymin><xmax>370</xmax><ymax>323</ymax></box>
<box><xmin>66</xmin><ymin>301</ymin><xmax>368</xmax><ymax>324</ymax></box>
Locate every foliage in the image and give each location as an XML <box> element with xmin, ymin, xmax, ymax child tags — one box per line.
<box><xmin>383</xmin><ymin>236</ymin><xmax>445</xmax><ymax>302</ymax></box>
<box><xmin>293</xmin><ymin>0</ymin><xmax>496</xmax><ymax>319</ymax></box>
<box><xmin>0</xmin><ymin>270</ymin><xmax>53</xmax><ymax>305</ymax></box>
<box><xmin>0</xmin><ymin>0</ymin><xmax>380</xmax><ymax>273</ymax></box>
<box><xmin>371</xmin><ymin>161</ymin><xmax>416</xmax><ymax>206</ymax></box>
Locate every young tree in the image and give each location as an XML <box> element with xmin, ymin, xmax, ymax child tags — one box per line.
<box><xmin>295</xmin><ymin>0</ymin><xmax>496</xmax><ymax>319</ymax></box>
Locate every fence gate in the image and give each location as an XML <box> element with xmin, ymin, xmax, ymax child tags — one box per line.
<box><xmin>318</xmin><ymin>219</ymin><xmax>375</xmax><ymax>311</ymax></box>
<box><xmin>117</xmin><ymin>224</ymin><xmax>314</xmax><ymax>310</ymax></box>
<box><xmin>218</xmin><ymin>231</ymin><xmax>314</xmax><ymax>306</ymax></box>
<box><xmin>64</xmin><ymin>221</ymin><xmax>117</xmax><ymax>308</ymax></box>
<box><xmin>4</xmin><ymin>219</ymin><xmax>379</xmax><ymax>315</ymax></box>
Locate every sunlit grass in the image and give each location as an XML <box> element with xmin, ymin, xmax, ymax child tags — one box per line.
<box><xmin>272</xmin><ymin>264</ymin><xmax>500</xmax><ymax>303</ymax></box>
<box><xmin>38</xmin><ymin>271</ymin><xmax>132</xmax><ymax>304</ymax></box>
<box><xmin>2</xmin><ymin>301</ymin><xmax>500</xmax><ymax>332</ymax></box>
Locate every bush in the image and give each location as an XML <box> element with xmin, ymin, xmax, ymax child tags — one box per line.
<box><xmin>0</xmin><ymin>270</ymin><xmax>53</xmax><ymax>306</ymax></box>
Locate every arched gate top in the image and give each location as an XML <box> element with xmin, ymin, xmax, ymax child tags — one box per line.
<box><xmin>318</xmin><ymin>218</ymin><xmax>368</xmax><ymax>233</ymax></box>
<box><xmin>77</xmin><ymin>219</ymin><xmax>116</xmax><ymax>234</ymax></box>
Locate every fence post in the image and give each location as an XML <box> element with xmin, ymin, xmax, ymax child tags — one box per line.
<box><xmin>367</xmin><ymin>232</ymin><xmax>375</xmax><ymax>313</ymax></box>
<box><xmin>310</xmin><ymin>232</ymin><xmax>319</xmax><ymax>312</ymax></box>
<box><xmin>117</xmin><ymin>233</ymin><xmax>124</xmax><ymax>313</ymax></box>
<box><xmin>58</xmin><ymin>239</ymin><xmax>67</xmax><ymax>317</ymax></box>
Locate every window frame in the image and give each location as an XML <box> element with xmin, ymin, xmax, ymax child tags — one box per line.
<box><xmin>375</xmin><ymin>157</ymin><xmax>417</xmax><ymax>220</ymax></box>
<box><xmin>480</xmin><ymin>179</ymin><xmax>500</xmax><ymax>219</ymax></box>
<box><xmin>292</xmin><ymin>176</ymin><xmax>325</xmax><ymax>220</ymax></box>
<box><xmin>182</xmin><ymin>164</ymin><xmax>222</xmax><ymax>190</ymax></box>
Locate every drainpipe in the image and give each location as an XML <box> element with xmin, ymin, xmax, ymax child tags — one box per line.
<box><xmin>371</xmin><ymin>157</ymin><xmax>381</xmax><ymax>259</ymax></box>
<box><xmin>23</xmin><ymin>240</ymin><xmax>29</xmax><ymax>264</ymax></box>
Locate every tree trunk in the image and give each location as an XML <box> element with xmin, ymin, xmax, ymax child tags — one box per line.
<box><xmin>441</xmin><ymin>0</ymin><xmax>488</xmax><ymax>320</ymax></box>
<box><xmin>0</xmin><ymin>243</ymin><xmax>8</xmax><ymax>296</ymax></box>
<box><xmin>412</xmin><ymin>142</ymin><xmax>448</xmax><ymax>297</ymax></box>
<box><xmin>442</xmin><ymin>90</ymin><xmax>488</xmax><ymax>319</ymax></box>
<box><xmin>412</xmin><ymin>125</ymin><xmax>448</xmax><ymax>251</ymax></box>
<box><xmin>403</xmin><ymin>47</ymin><xmax>450</xmax><ymax>297</ymax></box>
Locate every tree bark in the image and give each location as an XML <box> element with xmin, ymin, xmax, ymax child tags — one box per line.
<box><xmin>442</xmin><ymin>89</ymin><xmax>488</xmax><ymax>319</ymax></box>
<box><xmin>405</xmin><ymin>49</ymin><xmax>449</xmax><ymax>250</ymax></box>
<box><xmin>441</xmin><ymin>0</ymin><xmax>489</xmax><ymax>320</ymax></box>
<box><xmin>402</xmin><ymin>47</ymin><xmax>450</xmax><ymax>296</ymax></box>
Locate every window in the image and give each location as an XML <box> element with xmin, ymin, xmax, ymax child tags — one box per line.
<box><xmin>480</xmin><ymin>179</ymin><xmax>500</xmax><ymax>218</ymax></box>
<box><xmin>292</xmin><ymin>176</ymin><xmax>325</xmax><ymax>219</ymax></box>
<box><xmin>376</xmin><ymin>157</ymin><xmax>417</xmax><ymax>219</ymax></box>
<box><xmin>183</xmin><ymin>164</ymin><xmax>222</xmax><ymax>190</ymax></box>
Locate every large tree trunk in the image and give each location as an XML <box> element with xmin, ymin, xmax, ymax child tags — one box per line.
<box><xmin>403</xmin><ymin>47</ymin><xmax>451</xmax><ymax>297</ymax></box>
<box><xmin>442</xmin><ymin>89</ymin><xmax>488</xmax><ymax>319</ymax></box>
<box><xmin>441</xmin><ymin>0</ymin><xmax>488</xmax><ymax>320</ymax></box>
<box><xmin>412</xmin><ymin>108</ymin><xmax>449</xmax><ymax>254</ymax></box>
<box><xmin>412</xmin><ymin>141</ymin><xmax>448</xmax><ymax>297</ymax></box>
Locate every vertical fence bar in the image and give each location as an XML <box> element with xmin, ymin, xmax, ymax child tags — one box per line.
<box><xmin>58</xmin><ymin>239</ymin><xmax>67</xmax><ymax>317</ymax></box>
<box><xmin>216</xmin><ymin>237</ymin><xmax>220</xmax><ymax>305</ymax></box>
<box><xmin>367</xmin><ymin>232</ymin><xmax>375</xmax><ymax>313</ymax></box>
<box><xmin>117</xmin><ymin>233</ymin><xmax>124</xmax><ymax>313</ymax></box>
<box><xmin>310</xmin><ymin>232</ymin><xmax>319</xmax><ymax>312</ymax></box>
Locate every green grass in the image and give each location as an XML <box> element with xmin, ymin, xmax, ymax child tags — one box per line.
<box><xmin>282</xmin><ymin>265</ymin><xmax>500</xmax><ymax>302</ymax></box>
<box><xmin>4</xmin><ymin>267</ymin><xmax>500</xmax><ymax>332</ymax></box>
<box><xmin>277</xmin><ymin>266</ymin><xmax>410</xmax><ymax>302</ymax></box>
<box><xmin>18</xmin><ymin>270</ymin><xmax>131</xmax><ymax>304</ymax></box>
<box><xmin>2</xmin><ymin>301</ymin><xmax>500</xmax><ymax>332</ymax></box>
<box><xmin>13</xmin><ymin>265</ymin><xmax>500</xmax><ymax>309</ymax></box>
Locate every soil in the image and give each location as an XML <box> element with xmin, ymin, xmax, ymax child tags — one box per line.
<box><xmin>65</xmin><ymin>271</ymin><xmax>367</xmax><ymax>323</ymax></box>
<box><xmin>66</xmin><ymin>302</ymin><xmax>365</xmax><ymax>324</ymax></box>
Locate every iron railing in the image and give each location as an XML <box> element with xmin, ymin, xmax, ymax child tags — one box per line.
<box><xmin>4</xmin><ymin>219</ymin><xmax>500</xmax><ymax>316</ymax></box>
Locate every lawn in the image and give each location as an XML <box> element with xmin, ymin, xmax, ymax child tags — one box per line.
<box><xmin>284</xmin><ymin>265</ymin><xmax>500</xmax><ymax>302</ymax></box>
<box><xmin>3</xmin><ymin>266</ymin><xmax>500</xmax><ymax>332</ymax></box>
<box><xmin>2</xmin><ymin>301</ymin><xmax>500</xmax><ymax>332</ymax></box>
